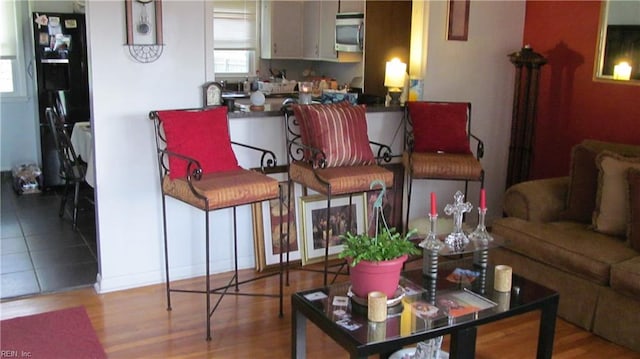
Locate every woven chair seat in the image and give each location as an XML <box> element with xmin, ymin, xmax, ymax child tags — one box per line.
<box><xmin>162</xmin><ymin>169</ymin><xmax>279</xmax><ymax>211</ymax></box>
<box><xmin>403</xmin><ymin>152</ymin><xmax>483</xmax><ymax>181</ymax></box>
<box><xmin>289</xmin><ymin>161</ymin><xmax>393</xmax><ymax>196</ymax></box>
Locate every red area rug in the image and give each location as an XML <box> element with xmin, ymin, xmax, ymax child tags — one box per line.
<box><xmin>0</xmin><ymin>306</ymin><xmax>106</xmax><ymax>358</ymax></box>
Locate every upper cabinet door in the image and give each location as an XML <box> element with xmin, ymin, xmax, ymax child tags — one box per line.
<box><xmin>303</xmin><ymin>0</ymin><xmax>338</xmax><ymax>60</ymax></box>
<box><xmin>339</xmin><ymin>0</ymin><xmax>364</xmax><ymax>13</ymax></box>
<box><xmin>303</xmin><ymin>0</ymin><xmax>321</xmax><ymax>59</ymax></box>
<box><xmin>261</xmin><ymin>0</ymin><xmax>303</xmax><ymax>59</ymax></box>
<box><xmin>317</xmin><ymin>0</ymin><xmax>339</xmax><ymax>60</ymax></box>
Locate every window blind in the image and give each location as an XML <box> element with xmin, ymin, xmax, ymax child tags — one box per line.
<box><xmin>213</xmin><ymin>0</ymin><xmax>257</xmax><ymax>51</ymax></box>
<box><xmin>1</xmin><ymin>0</ymin><xmax>17</xmax><ymax>59</ymax></box>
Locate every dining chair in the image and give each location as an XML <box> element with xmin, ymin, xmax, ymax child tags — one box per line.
<box><xmin>403</xmin><ymin>101</ymin><xmax>485</xmax><ymax>227</ymax></box>
<box><xmin>283</xmin><ymin>102</ymin><xmax>394</xmax><ymax>286</ymax></box>
<box><xmin>149</xmin><ymin>106</ymin><xmax>283</xmax><ymax>341</ymax></box>
<box><xmin>45</xmin><ymin>107</ymin><xmax>86</xmax><ymax>230</ymax></box>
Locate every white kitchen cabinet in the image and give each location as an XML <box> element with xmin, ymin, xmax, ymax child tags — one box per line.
<box><xmin>302</xmin><ymin>1</ymin><xmax>321</xmax><ymax>59</ymax></box>
<box><xmin>261</xmin><ymin>0</ymin><xmax>303</xmax><ymax>59</ymax></box>
<box><xmin>303</xmin><ymin>0</ymin><xmax>339</xmax><ymax>60</ymax></box>
<box><xmin>339</xmin><ymin>0</ymin><xmax>365</xmax><ymax>13</ymax></box>
<box><xmin>318</xmin><ymin>0</ymin><xmax>339</xmax><ymax>59</ymax></box>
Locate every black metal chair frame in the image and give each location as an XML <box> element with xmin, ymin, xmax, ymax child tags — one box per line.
<box><xmin>404</xmin><ymin>101</ymin><xmax>485</xmax><ymax>227</ymax></box>
<box><xmin>46</xmin><ymin>107</ymin><xmax>87</xmax><ymax>230</ymax></box>
<box><xmin>282</xmin><ymin>105</ymin><xmax>394</xmax><ymax>286</ymax></box>
<box><xmin>149</xmin><ymin>108</ymin><xmax>284</xmax><ymax>341</ymax></box>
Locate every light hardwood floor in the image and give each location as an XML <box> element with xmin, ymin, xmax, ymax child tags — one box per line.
<box><xmin>1</xmin><ymin>263</ymin><xmax>639</xmax><ymax>359</ymax></box>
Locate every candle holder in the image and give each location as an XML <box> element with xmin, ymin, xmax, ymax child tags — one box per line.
<box><xmin>419</xmin><ymin>213</ymin><xmax>443</xmax><ymax>251</ymax></box>
<box><xmin>419</xmin><ymin>213</ymin><xmax>443</xmax><ymax>278</ymax></box>
<box><xmin>469</xmin><ymin>207</ymin><xmax>493</xmax><ymax>245</ymax></box>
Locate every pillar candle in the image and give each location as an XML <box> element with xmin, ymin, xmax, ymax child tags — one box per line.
<box><xmin>480</xmin><ymin>188</ymin><xmax>486</xmax><ymax>209</ymax></box>
<box><xmin>494</xmin><ymin>265</ymin><xmax>512</xmax><ymax>292</ymax></box>
<box><xmin>430</xmin><ymin>192</ymin><xmax>437</xmax><ymax>215</ymax></box>
<box><xmin>368</xmin><ymin>291</ymin><xmax>388</xmax><ymax>322</ymax></box>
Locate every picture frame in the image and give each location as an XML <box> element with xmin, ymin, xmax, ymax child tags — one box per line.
<box><xmin>299</xmin><ymin>194</ymin><xmax>366</xmax><ymax>266</ymax></box>
<box><xmin>366</xmin><ymin>163</ymin><xmax>405</xmax><ymax>236</ymax></box>
<box><xmin>252</xmin><ymin>180</ymin><xmax>302</xmax><ymax>271</ymax></box>
<box><xmin>447</xmin><ymin>0</ymin><xmax>470</xmax><ymax>41</ymax></box>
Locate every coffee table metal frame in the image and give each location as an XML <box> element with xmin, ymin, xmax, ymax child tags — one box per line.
<box><xmin>291</xmin><ymin>264</ymin><xmax>559</xmax><ymax>359</ymax></box>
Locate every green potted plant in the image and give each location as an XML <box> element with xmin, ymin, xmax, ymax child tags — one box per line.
<box><xmin>339</xmin><ymin>227</ymin><xmax>420</xmax><ymax>299</ymax></box>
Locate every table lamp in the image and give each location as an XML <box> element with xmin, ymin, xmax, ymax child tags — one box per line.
<box><xmin>385</xmin><ymin>58</ymin><xmax>406</xmax><ymax>106</ymax></box>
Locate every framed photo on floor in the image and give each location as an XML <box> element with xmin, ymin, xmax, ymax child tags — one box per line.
<box><xmin>299</xmin><ymin>193</ymin><xmax>366</xmax><ymax>266</ymax></box>
<box><xmin>252</xmin><ymin>181</ymin><xmax>302</xmax><ymax>271</ymax></box>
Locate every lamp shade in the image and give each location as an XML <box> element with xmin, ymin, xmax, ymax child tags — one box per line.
<box><xmin>385</xmin><ymin>58</ymin><xmax>407</xmax><ymax>88</ymax></box>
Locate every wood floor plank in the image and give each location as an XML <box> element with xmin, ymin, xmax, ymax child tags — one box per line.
<box><xmin>1</xmin><ymin>267</ymin><xmax>639</xmax><ymax>358</ymax></box>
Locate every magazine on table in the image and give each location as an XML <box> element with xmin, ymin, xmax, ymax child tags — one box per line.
<box><xmin>435</xmin><ymin>288</ymin><xmax>497</xmax><ymax>318</ymax></box>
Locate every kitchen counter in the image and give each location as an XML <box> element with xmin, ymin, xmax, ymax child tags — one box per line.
<box><xmin>227</xmin><ymin>98</ymin><xmax>404</xmax><ymax>119</ymax></box>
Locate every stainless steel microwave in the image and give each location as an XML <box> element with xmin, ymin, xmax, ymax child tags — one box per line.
<box><xmin>335</xmin><ymin>12</ymin><xmax>364</xmax><ymax>52</ymax></box>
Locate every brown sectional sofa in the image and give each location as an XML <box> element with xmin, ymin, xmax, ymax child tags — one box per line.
<box><xmin>490</xmin><ymin>140</ymin><xmax>640</xmax><ymax>352</ymax></box>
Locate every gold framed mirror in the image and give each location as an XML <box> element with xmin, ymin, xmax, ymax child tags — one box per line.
<box><xmin>594</xmin><ymin>1</ymin><xmax>640</xmax><ymax>85</ymax></box>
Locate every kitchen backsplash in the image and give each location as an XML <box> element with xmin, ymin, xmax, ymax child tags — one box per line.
<box><xmin>257</xmin><ymin>58</ymin><xmax>363</xmax><ymax>90</ymax></box>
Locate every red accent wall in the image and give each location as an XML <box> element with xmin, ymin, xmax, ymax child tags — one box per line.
<box><xmin>523</xmin><ymin>1</ymin><xmax>640</xmax><ymax>179</ymax></box>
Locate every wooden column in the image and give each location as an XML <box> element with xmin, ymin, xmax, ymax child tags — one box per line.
<box><xmin>506</xmin><ymin>46</ymin><xmax>547</xmax><ymax>188</ymax></box>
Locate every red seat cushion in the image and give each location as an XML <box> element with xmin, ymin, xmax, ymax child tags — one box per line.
<box><xmin>294</xmin><ymin>103</ymin><xmax>375</xmax><ymax>167</ymax></box>
<box><xmin>408</xmin><ymin>101</ymin><xmax>471</xmax><ymax>154</ymax></box>
<box><xmin>156</xmin><ymin>107</ymin><xmax>240</xmax><ymax>179</ymax></box>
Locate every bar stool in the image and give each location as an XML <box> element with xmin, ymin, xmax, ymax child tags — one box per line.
<box><xmin>283</xmin><ymin>102</ymin><xmax>394</xmax><ymax>285</ymax></box>
<box><xmin>403</xmin><ymin>101</ymin><xmax>485</xmax><ymax>226</ymax></box>
<box><xmin>149</xmin><ymin>106</ymin><xmax>283</xmax><ymax>340</ymax></box>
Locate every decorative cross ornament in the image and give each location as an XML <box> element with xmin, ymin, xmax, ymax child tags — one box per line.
<box><xmin>444</xmin><ymin>191</ymin><xmax>472</xmax><ymax>251</ymax></box>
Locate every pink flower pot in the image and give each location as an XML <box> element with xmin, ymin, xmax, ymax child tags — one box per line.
<box><xmin>349</xmin><ymin>254</ymin><xmax>408</xmax><ymax>298</ymax></box>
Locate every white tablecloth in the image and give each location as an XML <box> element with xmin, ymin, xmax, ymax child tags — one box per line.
<box><xmin>70</xmin><ymin>121</ymin><xmax>95</xmax><ymax>188</ymax></box>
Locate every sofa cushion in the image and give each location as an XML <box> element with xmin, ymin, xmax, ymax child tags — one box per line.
<box><xmin>492</xmin><ymin>217</ymin><xmax>638</xmax><ymax>285</ymax></box>
<box><xmin>562</xmin><ymin>140</ymin><xmax>640</xmax><ymax>223</ymax></box>
<box><xmin>593</xmin><ymin>151</ymin><xmax>640</xmax><ymax>237</ymax></box>
<box><xmin>628</xmin><ymin>168</ymin><xmax>640</xmax><ymax>251</ymax></box>
<box><xmin>562</xmin><ymin>144</ymin><xmax>600</xmax><ymax>223</ymax></box>
<box><xmin>610</xmin><ymin>257</ymin><xmax>640</xmax><ymax>298</ymax></box>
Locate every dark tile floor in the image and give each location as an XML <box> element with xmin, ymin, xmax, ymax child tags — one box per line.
<box><xmin>0</xmin><ymin>172</ymin><xmax>98</xmax><ymax>300</ymax></box>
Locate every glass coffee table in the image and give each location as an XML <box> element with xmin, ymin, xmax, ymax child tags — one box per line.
<box><xmin>291</xmin><ymin>259</ymin><xmax>559</xmax><ymax>358</ymax></box>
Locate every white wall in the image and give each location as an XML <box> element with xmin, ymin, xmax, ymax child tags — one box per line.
<box><xmin>86</xmin><ymin>0</ymin><xmax>208</xmax><ymax>291</ymax></box>
<box><xmin>406</xmin><ymin>0</ymin><xmax>526</xmax><ymax>225</ymax></box>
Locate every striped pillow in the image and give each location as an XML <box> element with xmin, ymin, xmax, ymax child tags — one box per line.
<box><xmin>298</xmin><ymin>103</ymin><xmax>375</xmax><ymax>167</ymax></box>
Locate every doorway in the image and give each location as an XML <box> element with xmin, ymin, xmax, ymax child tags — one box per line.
<box><xmin>0</xmin><ymin>172</ymin><xmax>97</xmax><ymax>299</ymax></box>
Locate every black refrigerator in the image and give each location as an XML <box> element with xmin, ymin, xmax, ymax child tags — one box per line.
<box><xmin>32</xmin><ymin>12</ymin><xmax>90</xmax><ymax>187</ymax></box>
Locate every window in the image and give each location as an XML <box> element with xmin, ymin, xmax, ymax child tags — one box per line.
<box><xmin>1</xmin><ymin>0</ymin><xmax>26</xmax><ymax>99</ymax></box>
<box><xmin>213</xmin><ymin>0</ymin><xmax>258</xmax><ymax>78</ymax></box>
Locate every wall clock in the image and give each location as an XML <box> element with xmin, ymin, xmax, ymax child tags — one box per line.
<box><xmin>124</xmin><ymin>0</ymin><xmax>164</xmax><ymax>63</ymax></box>
<box><xmin>203</xmin><ymin>82</ymin><xmax>223</xmax><ymax>107</ymax></box>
